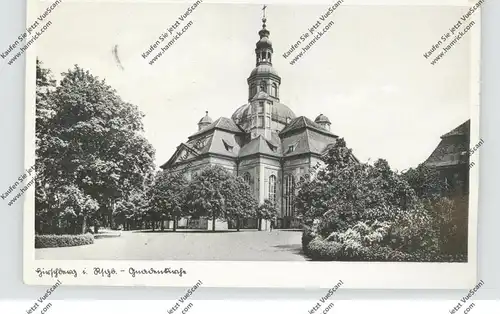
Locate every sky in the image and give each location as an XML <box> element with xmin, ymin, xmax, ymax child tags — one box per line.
<box><xmin>36</xmin><ymin>2</ymin><xmax>473</xmax><ymax>171</ymax></box>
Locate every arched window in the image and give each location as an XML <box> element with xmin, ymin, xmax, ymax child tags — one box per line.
<box><xmin>268</xmin><ymin>175</ymin><xmax>276</xmax><ymax>204</ymax></box>
<box><xmin>243</xmin><ymin>172</ymin><xmax>251</xmax><ymax>186</ymax></box>
<box><xmin>271</xmin><ymin>83</ymin><xmax>278</xmax><ymax>97</ymax></box>
<box><xmin>284</xmin><ymin>175</ymin><xmax>295</xmax><ymax>217</ymax></box>
<box><xmin>250</xmin><ymin>83</ymin><xmax>257</xmax><ymax>98</ymax></box>
<box><xmin>260</xmin><ymin>81</ymin><xmax>267</xmax><ymax>93</ymax></box>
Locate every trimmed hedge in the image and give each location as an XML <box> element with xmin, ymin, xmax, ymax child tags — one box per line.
<box><xmin>35</xmin><ymin>233</ymin><xmax>95</xmax><ymax>248</ymax></box>
<box><xmin>305</xmin><ymin>237</ymin><xmax>467</xmax><ymax>262</ymax></box>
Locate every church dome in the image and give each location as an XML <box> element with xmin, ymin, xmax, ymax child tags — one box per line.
<box><xmin>272</xmin><ymin>103</ymin><xmax>296</xmax><ymax>122</ymax></box>
<box><xmin>249</xmin><ymin>64</ymin><xmax>279</xmax><ymax>77</ymax></box>
<box><xmin>256</xmin><ymin>37</ymin><xmax>272</xmax><ymax>49</ymax></box>
<box><xmin>315</xmin><ymin>113</ymin><xmax>331</xmax><ymax>124</ymax></box>
<box><xmin>231</xmin><ymin>102</ymin><xmax>296</xmax><ymax>126</ymax></box>
<box><xmin>198</xmin><ymin>111</ymin><xmax>213</xmax><ymax>124</ymax></box>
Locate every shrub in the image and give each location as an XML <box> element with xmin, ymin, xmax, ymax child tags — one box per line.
<box><xmin>357</xmin><ymin>245</ymin><xmax>409</xmax><ymax>262</ymax></box>
<box><xmin>404</xmin><ymin>251</ymin><xmax>467</xmax><ymax>263</ymax></box>
<box><xmin>305</xmin><ymin>235</ymin><xmax>466</xmax><ymax>262</ymax></box>
<box><xmin>35</xmin><ymin>233</ymin><xmax>94</xmax><ymax>248</ymax></box>
<box><xmin>301</xmin><ymin>226</ymin><xmax>315</xmax><ymax>255</ymax></box>
<box><xmin>306</xmin><ymin>237</ymin><xmax>342</xmax><ymax>261</ymax></box>
<box><xmin>306</xmin><ymin>236</ymin><xmax>411</xmax><ymax>262</ymax></box>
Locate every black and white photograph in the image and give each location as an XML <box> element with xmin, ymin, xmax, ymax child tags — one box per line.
<box><xmin>22</xmin><ymin>0</ymin><xmax>480</xmax><ymax>288</ymax></box>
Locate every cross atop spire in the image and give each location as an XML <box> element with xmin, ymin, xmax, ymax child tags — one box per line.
<box><xmin>262</xmin><ymin>4</ymin><xmax>267</xmax><ymax>21</ymax></box>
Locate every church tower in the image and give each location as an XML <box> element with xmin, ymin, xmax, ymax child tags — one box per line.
<box><xmin>247</xmin><ymin>8</ymin><xmax>282</xmax><ymax>140</ymax></box>
<box><xmin>232</xmin><ymin>7</ymin><xmax>296</xmax><ymax>140</ymax></box>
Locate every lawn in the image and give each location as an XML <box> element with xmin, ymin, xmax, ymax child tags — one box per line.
<box><xmin>35</xmin><ymin>229</ymin><xmax>307</xmax><ymax>261</ymax></box>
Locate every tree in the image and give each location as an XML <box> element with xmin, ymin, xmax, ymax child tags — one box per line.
<box><xmin>256</xmin><ymin>199</ymin><xmax>279</xmax><ymax>230</ymax></box>
<box><xmin>56</xmin><ymin>185</ymin><xmax>100</xmax><ymax>234</ymax></box>
<box><xmin>185</xmin><ymin>165</ymin><xmax>253</xmax><ymax>231</ymax></box>
<box><xmin>35</xmin><ymin>62</ymin><xmax>155</xmax><ymax>234</ymax></box>
<box><xmin>401</xmin><ymin>164</ymin><xmax>448</xmax><ymax>200</ymax></box>
<box><xmin>149</xmin><ymin>169</ymin><xmax>189</xmax><ymax>231</ymax></box>
<box><xmin>225</xmin><ymin>176</ymin><xmax>258</xmax><ymax>231</ymax></box>
<box><xmin>296</xmin><ymin>138</ymin><xmax>418</xmax><ymax>238</ymax></box>
<box><xmin>402</xmin><ymin>164</ymin><xmax>467</xmax><ymax>256</ymax></box>
<box><xmin>113</xmin><ymin>189</ymin><xmax>149</xmax><ymax>230</ymax></box>
<box><xmin>35</xmin><ymin>59</ymin><xmax>58</xmax><ymax>233</ymax></box>
<box><xmin>36</xmin><ymin>59</ymin><xmax>57</xmax><ymax>144</ymax></box>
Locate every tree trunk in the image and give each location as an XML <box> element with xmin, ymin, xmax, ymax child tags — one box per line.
<box><xmin>212</xmin><ymin>216</ymin><xmax>216</xmax><ymax>231</ymax></box>
<box><xmin>110</xmin><ymin>199</ymin><xmax>116</xmax><ymax>229</ymax></box>
<box><xmin>236</xmin><ymin>217</ymin><xmax>240</xmax><ymax>232</ymax></box>
<box><xmin>258</xmin><ymin>217</ymin><xmax>262</xmax><ymax>231</ymax></box>
<box><xmin>81</xmin><ymin>216</ymin><xmax>87</xmax><ymax>234</ymax></box>
<box><xmin>152</xmin><ymin>219</ymin><xmax>155</xmax><ymax>232</ymax></box>
<box><xmin>173</xmin><ymin>216</ymin><xmax>177</xmax><ymax>232</ymax></box>
<box><xmin>161</xmin><ymin>219</ymin><xmax>165</xmax><ymax>231</ymax></box>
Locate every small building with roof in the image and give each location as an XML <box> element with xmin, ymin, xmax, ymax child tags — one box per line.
<box><xmin>424</xmin><ymin>119</ymin><xmax>471</xmax><ymax>196</ymax></box>
<box><xmin>161</xmin><ymin>12</ymin><xmax>341</xmax><ymax>229</ymax></box>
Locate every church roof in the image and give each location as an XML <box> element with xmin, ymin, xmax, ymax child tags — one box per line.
<box><xmin>198</xmin><ymin>111</ymin><xmax>212</xmax><ymax>124</ymax></box>
<box><xmin>231</xmin><ymin>102</ymin><xmax>296</xmax><ymax>126</ymax></box>
<box><xmin>441</xmin><ymin>120</ymin><xmax>470</xmax><ymax>138</ymax></box>
<box><xmin>249</xmin><ymin>64</ymin><xmax>279</xmax><ymax>78</ymax></box>
<box><xmin>189</xmin><ymin>117</ymin><xmax>244</xmax><ymax>139</ymax></box>
<box><xmin>424</xmin><ymin>120</ymin><xmax>470</xmax><ymax>168</ymax></box>
<box><xmin>281</xmin><ymin>129</ymin><xmax>337</xmax><ymax>157</ymax></box>
<box><xmin>314</xmin><ymin>113</ymin><xmax>331</xmax><ymax>124</ymax></box>
<box><xmin>280</xmin><ymin>116</ymin><xmax>336</xmax><ymax>137</ymax></box>
<box><xmin>239</xmin><ymin>135</ymin><xmax>281</xmax><ymax>158</ymax></box>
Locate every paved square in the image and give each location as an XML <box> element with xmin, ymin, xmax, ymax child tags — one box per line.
<box><xmin>35</xmin><ymin>230</ymin><xmax>308</xmax><ymax>261</ymax></box>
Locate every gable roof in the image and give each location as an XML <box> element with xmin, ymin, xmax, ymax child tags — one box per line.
<box><xmin>188</xmin><ymin>117</ymin><xmax>244</xmax><ymax>139</ymax></box>
<box><xmin>424</xmin><ymin>120</ymin><xmax>470</xmax><ymax>168</ymax></box>
<box><xmin>441</xmin><ymin>120</ymin><xmax>470</xmax><ymax>138</ymax></box>
<box><xmin>160</xmin><ymin>142</ymin><xmax>200</xmax><ymax>169</ymax></box>
<box><xmin>280</xmin><ymin>116</ymin><xmax>337</xmax><ymax>137</ymax></box>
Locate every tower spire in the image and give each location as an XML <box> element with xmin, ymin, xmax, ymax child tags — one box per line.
<box><xmin>255</xmin><ymin>5</ymin><xmax>272</xmax><ymax>66</ymax></box>
<box><xmin>247</xmin><ymin>6</ymin><xmax>281</xmax><ymax>101</ymax></box>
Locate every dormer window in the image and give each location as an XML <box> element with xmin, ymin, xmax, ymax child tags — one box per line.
<box><xmin>288</xmin><ymin>145</ymin><xmax>295</xmax><ymax>153</ymax></box>
<box><xmin>267</xmin><ymin>141</ymin><xmax>278</xmax><ymax>153</ymax></box>
<box><xmin>222</xmin><ymin>139</ymin><xmax>234</xmax><ymax>152</ymax></box>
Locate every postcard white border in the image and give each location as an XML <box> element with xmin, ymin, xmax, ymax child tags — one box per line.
<box><xmin>23</xmin><ymin>0</ymin><xmax>481</xmax><ymax>289</ymax></box>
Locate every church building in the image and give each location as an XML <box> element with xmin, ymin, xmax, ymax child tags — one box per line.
<box><xmin>161</xmin><ymin>11</ymin><xmax>339</xmax><ymax>229</ymax></box>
